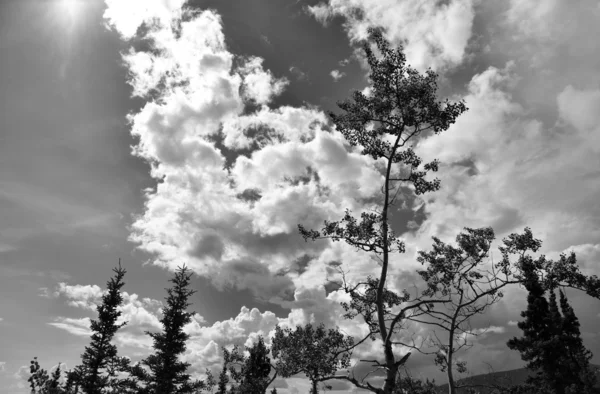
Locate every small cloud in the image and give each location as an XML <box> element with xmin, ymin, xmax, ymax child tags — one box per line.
<box><xmin>289</xmin><ymin>66</ymin><xmax>308</xmax><ymax>81</ymax></box>
<box><xmin>38</xmin><ymin>287</ymin><xmax>52</xmax><ymax>298</ymax></box>
<box><xmin>15</xmin><ymin>365</ymin><xmax>30</xmax><ymax>381</ymax></box>
<box><xmin>306</xmin><ymin>3</ymin><xmax>332</xmax><ymax>26</ymax></box>
<box><xmin>406</xmin><ymin>220</ymin><xmax>419</xmax><ymax>230</ymax></box>
<box><xmin>0</xmin><ymin>361</ymin><xmax>5</xmax><ymax>372</ymax></box>
<box><xmin>260</xmin><ymin>34</ymin><xmax>271</xmax><ymax>46</ymax></box>
<box><xmin>339</xmin><ymin>58</ymin><xmax>350</xmax><ymax>67</ymax></box>
<box><xmin>238</xmin><ymin>56</ymin><xmax>288</xmax><ymax>105</ymax></box>
<box><xmin>330</xmin><ymin>69</ymin><xmax>346</xmax><ymax>82</ymax></box>
<box><xmin>507</xmin><ymin>320</ymin><xmax>519</xmax><ymax>326</ymax></box>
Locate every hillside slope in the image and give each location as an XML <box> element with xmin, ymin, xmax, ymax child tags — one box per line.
<box><xmin>435</xmin><ymin>365</ymin><xmax>600</xmax><ymax>394</ymax></box>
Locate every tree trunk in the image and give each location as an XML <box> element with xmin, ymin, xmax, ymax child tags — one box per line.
<box><xmin>447</xmin><ymin>352</ymin><xmax>455</xmax><ymax>394</ymax></box>
<box><xmin>311</xmin><ymin>378</ymin><xmax>318</xmax><ymax>394</ymax></box>
<box><xmin>383</xmin><ymin>359</ymin><xmax>399</xmax><ymax>394</ymax></box>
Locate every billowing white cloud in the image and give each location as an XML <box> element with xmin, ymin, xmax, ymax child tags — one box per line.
<box><xmin>98</xmin><ymin>0</ymin><xmax>600</xmax><ymax>386</ymax></box>
<box><xmin>307</xmin><ymin>0</ymin><xmax>476</xmax><ymax>70</ymax></box>
<box><xmin>102</xmin><ymin>0</ymin><xmax>386</xmax><ymax>305</ymax></box>
<box><xmin>103</xmin><ymin>0</ymin><xmax>187</xmax><ymax>39</ymax></box>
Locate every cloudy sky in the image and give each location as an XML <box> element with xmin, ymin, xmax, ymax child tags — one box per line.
<box><xmin>1</xmin><ymin>0</ymin><xmax>600</xmax><ymax>392</ymax></box>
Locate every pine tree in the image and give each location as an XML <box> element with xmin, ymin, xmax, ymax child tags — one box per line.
<box><xmin>130</xmin><ymin>266</ymin><xmax>206</xmax><ymax>394</ymax></box>
<box><xmin>73</xmin><ymin>261</ymin><xmax>128</xmax><ymax>394</ymax></box>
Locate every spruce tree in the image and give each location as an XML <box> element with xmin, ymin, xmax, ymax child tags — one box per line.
<box><xmin>508</xmin><ymin>260</ymin><xmax>598</xmax><ymax>394</ymax></box>
<box><xmin>238</xmin><ymin>336</ymin><xmax>274</xmax><ymax>394</ymax></box>
<box><xmin>219</xmin><ymin>337</ymin><xmax>276</xmax><ymax>394</ymax></box>
<box><xmin>216</xmin><ymin>363</ymin><xmax>229</xmax><ymax>394</ymax></box>
<box><xmin>73</xmin><ymin>261</ymin><xmax>128</xmax><ymax>394</ymax></box>
<box><xmin>558</xmin><ymin>289</ymin><xmax>598</xmax><ymax>394</ymax></box>
<box><xmin>130</xmin><ymin>266</ymin><xmax>205</xmax><ymax>394</ymax></box>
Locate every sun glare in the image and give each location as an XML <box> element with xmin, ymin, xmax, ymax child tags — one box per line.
<box><xmin>60</xmin><ymin>0</ymin><xmax>82</xmax><ymax>18</ymax></box>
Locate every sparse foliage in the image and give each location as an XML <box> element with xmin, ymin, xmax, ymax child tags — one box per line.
<box><xmin>298</xmin><ymin>27</ymin><xmax>467</xmax><ymax>394</ymax></box>
<box><xmin>400</xmin><ymin>227</ymin><xmax>535</xmax><ymax>394</ymax></box>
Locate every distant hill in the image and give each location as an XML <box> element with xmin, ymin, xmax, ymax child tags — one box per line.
<box><xmin>435</xmin><ymin>365</ymin><xmax>600</xmax><ymax>394</ymax></box>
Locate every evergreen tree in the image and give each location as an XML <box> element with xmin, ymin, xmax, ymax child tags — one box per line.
<box><xmin>270</xmin><ymin>388</ymin><xmax>278</xmax><ymax>394</ymax></box>
<box><xmin>558</xmin><ymin>289</ymin><xmax>598</xmax><ymax>394</ymax></box>
<box><xmin>219</xmin><ymin>337</ymin><xmax>276</xmax><ymax>394</ymax></box>
<box><xmin>238</xmin><ymin>336</ymin><xmax>274</xmax><ymax>394</ymax></box>
<box><xmin>73</xmin><ymin>261</ymin><xmax>128</xmax><ymax>394</ymax></box>
<box><xmin>129</xmin><ymin>266</ymin><xmax>206</xmax><ymax>394</ymax></box>
<box><xmin>28</xmin><ymin>358</ymin><xmax>66</xmax><ymax>394</ymax></box>
<box><xmin>508</xmin><ymin>260</ymin><xmax>598</xmax><ymax>394</ymax></box>
<box><xmin>216</xmin><ymin>362</ymin><xmax>229</xmax><ymax>394</ymax></box>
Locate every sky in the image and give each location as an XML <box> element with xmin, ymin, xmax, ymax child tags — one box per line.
<box><xmin>0</xmin><ymin>0</ymin><xmax>599</xmax><ymax>392</ymax></box>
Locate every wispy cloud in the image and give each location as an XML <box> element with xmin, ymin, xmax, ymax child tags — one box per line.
<box><xmin>48</xmin><ymin>317</ymin><xmax>92</xmax><ymax>337</ymax></box>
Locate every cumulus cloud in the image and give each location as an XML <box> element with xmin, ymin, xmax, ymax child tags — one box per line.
<box><xmin>103</xmin><ymin>0</ymin><xmax>187</xmax><ymax>39</ymax></box>
<box><xmin>102</xmin><ymin>0</ymin><xmax>386</xmax><ymax>306</ymax></box>
<box><xmin>410</xmin><ymin>63</ymin><xmax>600</xmax><ymax>258</ymax></box>
<box><xmin>98</xmin><ymin>0</ymin><xmax>600</xmax><ymax>385</ymax></box>
<box><xmin>239</xmin><ymin>57</ymin><xmax>288</xmax><ymax>105</ymax></box>
<box><xmin>307</xmin><ymin>0</ymin><xmax>476</xmax><ymax>70</ymax></box>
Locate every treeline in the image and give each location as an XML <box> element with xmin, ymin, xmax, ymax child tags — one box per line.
<box><xmin>26</xmin><ymin>250</ymin><xmax>600</xmax><ymax>394</ymax></box>
<box><xmin>27</xmin><ymin>28</ymin><xmax>600</xmax><ymax>394</ymax></box>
